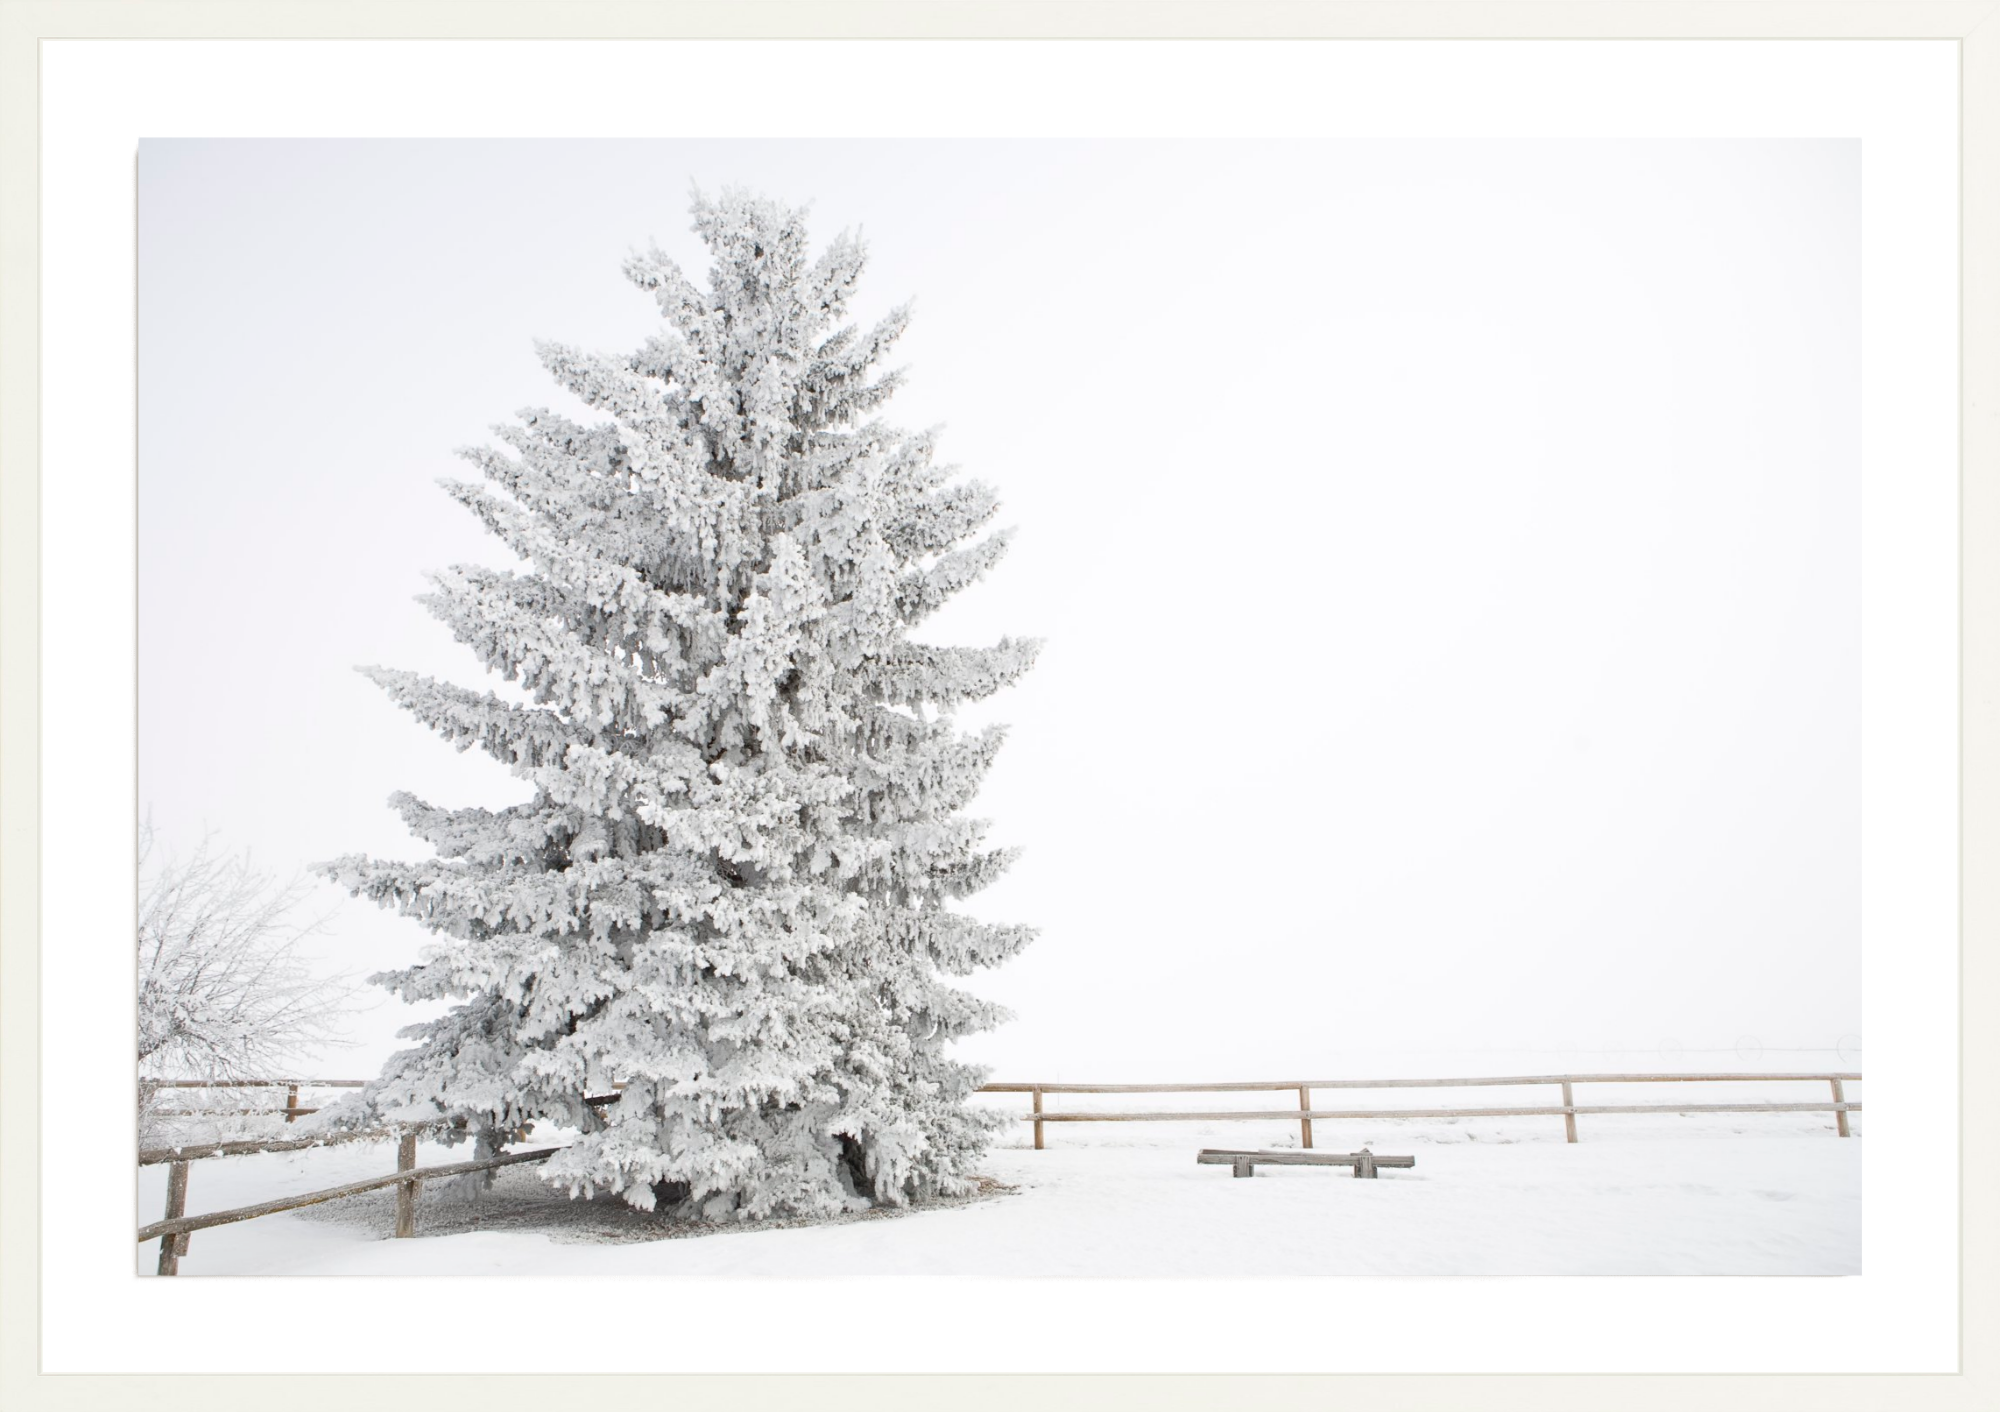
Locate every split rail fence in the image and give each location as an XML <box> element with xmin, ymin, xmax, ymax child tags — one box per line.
<box><xmin>137</xmin><ymin>1069</ymin><xmax>1861</xmax><ymax>1274</ymax></box>
<box><xmin>981</xmin><ymin>1071</ymin><xmax>1863</xmax><ymax>1149</ymax></box>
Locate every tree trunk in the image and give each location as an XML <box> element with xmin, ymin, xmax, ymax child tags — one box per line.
<box><xmin>649</xmin><ymin>1178</ymin><xmax>691</xmax><ymax>1211</ymax></box>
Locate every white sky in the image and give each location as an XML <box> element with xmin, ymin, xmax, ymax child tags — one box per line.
<box><xmin>137</xmin><ymin>139</ymin><xmax>1860</xmax><ymax>1080</ymax></box>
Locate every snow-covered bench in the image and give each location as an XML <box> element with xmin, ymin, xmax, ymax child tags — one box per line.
<box><xmin>1198</xmin><ymin>1147</ymin><xmax>1415</xmax><ymax>1179</ymax></box>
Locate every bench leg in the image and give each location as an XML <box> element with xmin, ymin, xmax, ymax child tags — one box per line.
<box><xmin>1232</xmin><ymin>1159</ymin><xmax>1254</xmax><ymax>1178</ymax></box>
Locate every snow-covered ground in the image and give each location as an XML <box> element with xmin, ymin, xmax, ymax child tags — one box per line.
<box><xmin>138</xmin><ymin>1104</ymin><xmax>1860</xmax><ymax>1277</ymax></box>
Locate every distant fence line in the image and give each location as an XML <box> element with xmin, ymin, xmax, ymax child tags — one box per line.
<box><xmin>136</xmin><ymin>1070</ymin><xmax>1861</xmax><ymax>1273</ymax></box>
<box><xmin>979</xmin><ymin>1072</ymin><xmax>1862</xmax><ymax>1149</ymax></box>
<box><xmin>144</xmin><ymin>1077</ymin><xmax>367</xmax><ymax>1125</ymax></box>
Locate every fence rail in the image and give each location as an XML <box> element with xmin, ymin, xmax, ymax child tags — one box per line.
<box><xmin>140</xmin><ymin>1146</ymin><xmax>558</xmax><ymax>1247</ymax></box>
<box><xmin>146</xmin><ymin>1079</ymin><xmax>371</xmax><ymax>1087</ymax></box>
<box><xmin>981</xmin><ymin>1072</ymin><xmax>1862</xmax><ymax>1148</ymax></box>
<box><xmin>139</xmin><ymin>1128</ymin><xmax>395</xmax><ymax>1166</ymax></box>
<box><xmin>144</xmin><ymin>1078</ymin><xmax>367</xmax><ymax>1125</ymax></box>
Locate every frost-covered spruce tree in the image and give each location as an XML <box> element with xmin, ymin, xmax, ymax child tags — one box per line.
<box><xmin>322</xmin><ymin>190</ymin><xmax>1037</xmax><ymax>1221</ymax></box>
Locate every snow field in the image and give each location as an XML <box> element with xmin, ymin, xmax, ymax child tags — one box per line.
<box><xmin>138</xmin><ymin>1110</ymin><xmax>1859</xmax><ymax>1277</ymax></box>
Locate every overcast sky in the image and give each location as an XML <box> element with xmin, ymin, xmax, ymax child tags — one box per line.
<box><xmin>138</xmin><ymin>139</ymin><xmax>1860</xmax><ymax>1080</ymax></box>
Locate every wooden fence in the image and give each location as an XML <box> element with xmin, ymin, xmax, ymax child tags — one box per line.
<box><xmin>145</xmin><ymin>1077</ymin><xmax>366</xmax><ymax>1123</ymax></box>
<box><xmin>142</xmin><ymin>1080</ymin><xmax>411</xmax><ymax>1274</ymax></box>
<box><xmin>137</xmin><ymin>1070</ymin><xmax>1861</xmax><ymax>1273</ymax></box>
<box><xmin>980</xmin><ymin>1072</ymin><xmax>1862</xmax><ymax>1149</ymax></box>
<box><xmin>140</xmin><ymin>1132</ymin><xmax>553</xmax><ymax>1275</ymax></box>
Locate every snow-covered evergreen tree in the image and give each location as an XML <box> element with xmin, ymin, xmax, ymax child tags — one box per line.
<box><xmin>322</xmin><ymin>189</ymin><xmax>1037</xmax><ymax>1220</ymax></box>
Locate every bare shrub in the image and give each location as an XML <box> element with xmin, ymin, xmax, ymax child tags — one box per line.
<box><xmin>138</xmin><ymin>822</ymin><xmax>364</xmax><ymax>1144</ymax></box>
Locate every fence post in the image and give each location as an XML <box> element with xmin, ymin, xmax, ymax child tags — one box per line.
<box><xmin>1298</xmin><ymin>1086</ymin><xmax>1313</xmax><ymax>1149</ymax></box>
<box><xmin>1032</xmin><ymin>1088</ymin><xmax>1044</xmax><ymax>1151</ymax></box>
<box><xmin>395</xmin><ymin>1131</ymin><xmax>418</xmax><ymax>1238</ymax></box>
<box><xmin>157</xmin><ymin>1161</ymin><xmax>189</xmax><ymax>1276</ymax></box>
<box><xmin>284</xmin><ymin>1084</ymin><xmax>301</xmax><ymax>1124</ymax></box>
<box><xmin>1831</xmin><ymin>1078</ymin><xmax>1849</xmax><ymax>1137</ymax></box>
<box><xmin>1561</xmin><ymin>1081</ymin><xmax>1577</xmax><ymax>1143</ymax></box>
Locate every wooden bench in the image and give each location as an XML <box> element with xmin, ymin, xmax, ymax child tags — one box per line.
<box><xmin>1198</xmin><ymin>1147</ymin><xmax>1415</xmax><ymax>1179</ymax></box>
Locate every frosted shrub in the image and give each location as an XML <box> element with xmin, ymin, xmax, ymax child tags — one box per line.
<box><xmin>139</xmin><ymin>824</ymin><xmax>358</xmax><ymax>1146</ymax></box>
